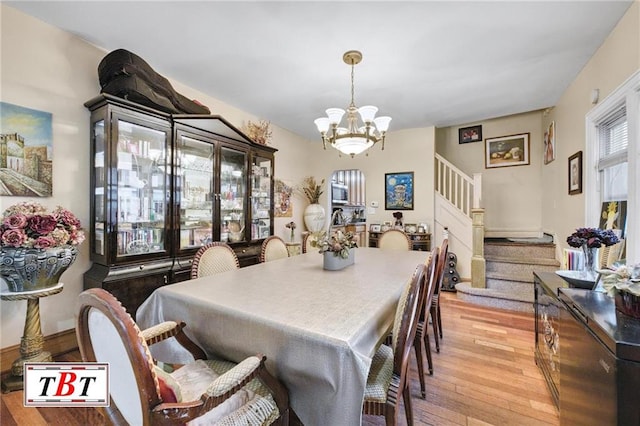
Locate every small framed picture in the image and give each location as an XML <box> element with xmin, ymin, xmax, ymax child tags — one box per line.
<box><xmin>404</xmin><ymin>223</ymin><xmax>417</xmax><ymax>233</ymax></box>
<box><xmin>544</xmin><ymin>121</ymin><xmax>556</xmax><ymax>165</ymax></box>
<box><xmin>385</xmin><ymin>172</ymin><xmax>414</xmax><ymax>210</ymax></box>
<box><xmin>458</xmin><ymin>125</ymin><xmax>483</xmax><ymax>144</ymax></box>
<box><xmin>485</xmin><ymin>133</ymin><xmax>530</xmax><ymax>169</ymax></box>
<box><xmin>568</xmin><ymin>151</ymin><xmax>582</xmax><ymax>195</ymax></box>
<box><xmin>370</xmin><ymin>224</ymin><xmax>381</xmax><ymax>232</ymax></box>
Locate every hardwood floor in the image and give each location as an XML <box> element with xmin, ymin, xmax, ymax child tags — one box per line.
<box><xmin>1</xmin><ymin>292</ymin><xmax>558</xmax><ymax>426</ymax></box>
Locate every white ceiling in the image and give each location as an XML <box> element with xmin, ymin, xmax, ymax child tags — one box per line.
<box><xmin>7</xmin><ymin>1</ymin><xmax>634</xmax><ymax>141</ymax></box>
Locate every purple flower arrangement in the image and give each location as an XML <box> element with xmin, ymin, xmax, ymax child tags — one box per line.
<box><xmin>566</xmin><ymin>227</ymin><xmax>619</xmax><ymax>248</ymax></box>
<box><xmin>0</xmin><ymin>202</ymin><xmax>85</xmax><ymax>249</ymax></box>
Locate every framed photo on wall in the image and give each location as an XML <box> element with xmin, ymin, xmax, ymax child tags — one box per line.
<box><xmin>385</xmin><ymin>172</ymin><xmax>414</xmax><ymax>210</ymax></box>
<box><xmin>484</xmin><ymin>133</ymin><xmax>530</xmax><ymax>169</ymax></box>
<box><xmin>568</xmin><ymin>151</ymin><xmax>582</xmax><ymax>195</ymax></box>
<box><xmin>458</xmin><ymin>125</ymin><xmax>483</xmax><ymax>144</ymax></box>
<box><xmin>544</xmin><ymin>121</ymin><xmax>556</xmax><ymax>164</ymax></box>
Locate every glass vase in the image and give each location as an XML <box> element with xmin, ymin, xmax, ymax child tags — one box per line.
<box><xmin>581</xmin><ymin>244</ymin><xmax>598</xmax><ymax>278</ymax></box>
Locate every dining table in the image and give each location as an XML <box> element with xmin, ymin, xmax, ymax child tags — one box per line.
<box><xmin>136</xmin><ymin>247</ymin><xmax>429</xmax><ymax>425</ymax></box>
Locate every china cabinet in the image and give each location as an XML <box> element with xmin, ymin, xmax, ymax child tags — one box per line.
<box><xmin>83</xmin><ymin>95</ymin><xmax>276</xmax><ymax>314</ymax></box>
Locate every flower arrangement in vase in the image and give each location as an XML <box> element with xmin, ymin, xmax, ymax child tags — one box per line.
<box><xmin>313</xmin><ymin>230</ymin><xmax>357</xmax><ymax>271</ymax></box>
<box><xmin>299</xmin><ymin>176</ymin><xmax>326</xmax><ymax>233</ymax></box>
<box><xmin>0</xmin><ymin>202</ymin><xmax>85</xmax><ymax>292</ymax></box>
<box><xmin>299</xmin><ymin>176</ymin><xmax>325</xmax><ymax>204</ymax></box>
<box><xmin>566</xmin><ymin>227</ymin><xmax>619</xmax><ymax>276</ymax></box>
<box><xmin>285</xmin><ymin>221</ymin><xmax>296</xmax><ymax>242</ymax></box>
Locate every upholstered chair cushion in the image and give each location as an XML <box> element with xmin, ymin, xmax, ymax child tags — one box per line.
<box><xmin>260</xmin><ymin>236</ymin><xmax>289</xmax><ymax>262</ymax></box>
<box><xmin>171</xmin><ymin>359</ymin><xmax>279</xmax><ymax>426</ymax></box>
<box><xmin>154</xmin><ymin>365</ymin><xmax>182</xmax><ymax>403</ymax></box>
<box><xmin>378</xmin><ymin>230</ymin><xmax>411</xmax><ymax>251</ymax></box>
<box><xmin>191</xmin><ymin>243</ymin><xmax>240</xmax><ymax>279</ymax></box>
<box><xmin>363</xmin><ymin>344</ymin><xmax>393</xmax><ymax>403</ymax></box>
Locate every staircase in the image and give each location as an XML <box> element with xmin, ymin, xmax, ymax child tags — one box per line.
<box><xmin>455</xmin><ymin>237</ymin><xmax>560</xmax><ymax>312</ymax></box>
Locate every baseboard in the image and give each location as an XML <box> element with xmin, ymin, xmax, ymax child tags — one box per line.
<box><xmin>1</xmin><ymin>328</ymin><xmax>78</xmax><ymax>375</ymax></box>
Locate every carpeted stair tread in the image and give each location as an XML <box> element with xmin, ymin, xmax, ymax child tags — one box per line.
<box><xmin>455</xmin><ymin>282</ymin><xmax>534</xmax><ymax>312</ymax></box>
<box><xmin>485</xmin><ymin>255</ymin><xmax>560</xmax><ymax>266</ymax></box>
<box><xmin>485</xmin><ymin>271</ymin><xmax>536</xmax><ymax>283</ymax></box>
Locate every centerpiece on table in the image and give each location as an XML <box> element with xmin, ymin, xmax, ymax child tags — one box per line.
<box><xmin>600</xmin><ymin>263</ymin><xmax>640</xmax><ymax>319</ymax></box>
<box><xmin>566</xmin><ymin>227</ymin><xmax>619</xmax><ymax>276</ymax></box>
<box><xmin>313</xmin><ymin>229</ymin><xmax>357</xmax><ymax>271</ymax></box>
<box><xmin>0</xmin><ymin>202</ymin><xmax>85</xmax><ymax>292</ymax></box>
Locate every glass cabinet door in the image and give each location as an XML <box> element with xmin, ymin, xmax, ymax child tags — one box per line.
<box><xmin>219</xmin><ymin>146</ymin><xmax>247</xmax><ymax>243</ymax></box>
<box><xmin>93</xmin><ymin>120</ymin><xmax>106</xmax><ymax>256</ymax></box>
<box><xmin>251</xmin><ymin>154</ymin><xmax>272</xmax><ymax>240</ymax></box>
<box><xmin>115</xmin><ymin>119</ymin><xmax>168</xmax><ymax>258</ymax></box>
<box><xmin>176</xmin><ymin>134</ymin><xmax>214</xmax><ymax>250</ymax></box>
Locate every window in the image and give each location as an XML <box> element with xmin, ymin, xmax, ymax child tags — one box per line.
<box><xmin>586</xmin><ymin>71</ymin><xmax>639</xmax><ymax>263</ymax></box>
<box><xmin>597</xmin><ymin>106</ymin><xmax>628</xmax><ymax>203</ymax></box>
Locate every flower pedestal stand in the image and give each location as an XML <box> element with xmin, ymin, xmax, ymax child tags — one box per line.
<box><xmin>1</xmin><ymin>282</ymin><xmax>64</xmax><ymax>393</ymax></box>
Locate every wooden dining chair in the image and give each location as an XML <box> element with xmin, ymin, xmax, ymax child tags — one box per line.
<box><xmin>378</xmin><ymin>229</ymin><xmax>411</xmax><ymax>251</ymax></box>
<box><xmin>260</xmin><ymin>235</ymin><xmax>290</xmax><ymax>262</ymax></box>
<box><xmin>76</xmin><ymin>288</ymin><xmax>290</xmax><ymax>426</ymax></box>
<box><xmin>363</xmin><ymin>263</ymin><xmax>425</xmax><ymax>425</ymax></box>
<box><xmin>190</xmin><ymin>242</ymin><xmax>240</xmax><ymax>279</ymax></box>
<box><xmin>431</xmin><ymin>238</ymin><xmax>449</xmax><ymax>352</ymax></box>
<box><xmin>413</xmin><ymin>247</ymin><xmax>440</xmax><ymax>398</ymax></box>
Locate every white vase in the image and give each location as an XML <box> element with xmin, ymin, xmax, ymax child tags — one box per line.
<box><xmin>323</xmin><ymin>249</ymin><xmax>355</xmax><ymax>271</ymax></box>
<box><xmin>304</xmin><ymin>203</ymin><xmax>326</xmax><ymax>233</ymax></box>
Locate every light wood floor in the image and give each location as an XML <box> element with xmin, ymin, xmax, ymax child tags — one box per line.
<box><xmin>1</xmin><ymin>292</ymin><xmax>558</xmax><ymax>426</ymax></box>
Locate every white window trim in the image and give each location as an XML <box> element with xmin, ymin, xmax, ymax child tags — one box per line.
<box><xmin>585</xmin><ymin>69</ymin><xmax>640</xmax><ymax>263</ymax></box>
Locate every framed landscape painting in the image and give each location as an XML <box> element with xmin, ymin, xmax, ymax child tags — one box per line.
<box><xmin>385</xmin><ymin>172</ymin><xmax>414</xmax><ymax>210</ymax></box>
<box><xmin>0</xmin><ymin>102</ymin><xmax>53</xmax><ymax>196</ymax></box>
<box><xmin>484</xmin><ymin>133</ymin><xmax>530</xmax><ymax>169</ymax></box>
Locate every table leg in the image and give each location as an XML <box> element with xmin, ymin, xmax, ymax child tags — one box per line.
<box><xmin>2</xmin><ymin>298</ymin><xmax>52</xmax><ymax>393</ymax></box>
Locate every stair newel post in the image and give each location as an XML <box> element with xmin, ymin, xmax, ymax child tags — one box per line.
<box><xmin>471</xmin><ymin>208</ymin><xmax>486</xmax><ymax>288</ymax></box>
<box><xmin>472</xmin><ymin>173</ymin><xmax>482</xmax><ymax>209</ymax></box>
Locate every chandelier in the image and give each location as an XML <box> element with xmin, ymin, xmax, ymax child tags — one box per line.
<box><xmin>314</xmin><ymin>50</ymin><xmax>392</xmax><ymax>157</ymax></box>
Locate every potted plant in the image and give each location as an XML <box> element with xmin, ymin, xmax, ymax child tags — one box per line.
<box><xmin>312</xmin><ymin>230</ymin><xmax>357</xmax><ymax>270</ymax></box>
<box><xmin>299</xmin><ymin>176</ymin><xmax>326</xmax><ymax>233</ymax></box>
<box><xmin>0</xmin><ymin>202</ymin><xmax>85</xmax><ymax>292</ymax></box>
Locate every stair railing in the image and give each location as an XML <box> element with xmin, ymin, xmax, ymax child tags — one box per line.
<box><xmin>435</xmin><ymin>153</ymin><xmax>485</xmax><ymax>287</ymax></box>
<box><xmin>435</xmin><ymin>153</ymin><xmax>482</xmax><ymax>217</ymax></box>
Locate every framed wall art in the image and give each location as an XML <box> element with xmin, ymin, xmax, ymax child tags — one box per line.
<box><xmin>0</xmin><ymin>102</ymin><xmax>53</xmax><ymax>196</ymax></box>
<box><xmin>544</xmin><ymin>121</ymin><xmax>556</xmax><ymax>164</ymax></box>
<box><xmin>458</xmin><ymin>125</ymin><xmax>482</xmax><ymax>144</ymax></box>
<box><xmin>484</xmin><ymin>133</ymin><xmax>530</xmax><ymax>169</ymax></box>
<box><xmin>568</xmin><ymin>151</ymin><xmax>582</xmax><ymax>195</ymax></box>
<box><xmin>385</xmin><ymin>171</ymin><xmax>414</xmax><ymax>210</ymax></box>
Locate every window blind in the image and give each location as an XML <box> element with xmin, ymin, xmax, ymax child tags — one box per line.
<box><xmin>597</xmin><ymin>105</ymin><xmax>628</xmax><ymax>170</ymax></box>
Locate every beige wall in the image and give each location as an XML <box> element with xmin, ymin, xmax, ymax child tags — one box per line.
<box><xmin>542</xmin><ymin>2</ymin><xmax>639</xmax><ymax>250</ymax></box>
<box><xmin>436</xmin><ymin>110</ymin><xmax>545</xmax><ymax>236</ymax></box>
<box><xmin>301</xmin><ymin>127</ymin><xmax>436</xmax><ymax>234</ymax></box>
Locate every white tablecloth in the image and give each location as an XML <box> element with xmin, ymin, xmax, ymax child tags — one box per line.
<box><xmin>137</xmin><ymin>247</ymin><xmax>428</xmax><ymax>425</ymax></box>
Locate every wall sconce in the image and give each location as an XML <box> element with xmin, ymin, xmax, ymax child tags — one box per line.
<box><xmin>591</xmin><ymin>89</ymin><xmax>600</xmax><ymax>105</ymax></box>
